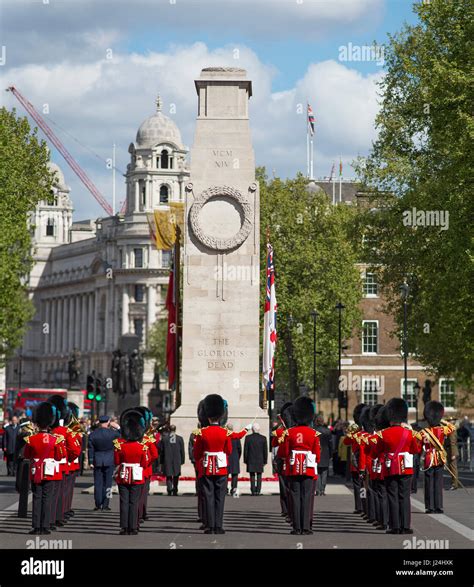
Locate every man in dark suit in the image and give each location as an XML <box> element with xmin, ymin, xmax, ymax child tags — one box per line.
<box><xmin>226</xmin><ymin>423</ymin><xmax>242</xmax><ymax>496</ymax></box>
<box><xmin>243</xmin><ymin>423</ymin><xmax>268</xmax><ymax>495</ymax></box>
<box><xmin>88</xmin><ymin>415</ymin><xmax>120</xmax><ymax>511</ymax></box>
<box><xmin>314</xmin><ymin>415</ymin><xmax>331</xmax><ymax>495</ymax></box>
<box><xmin>2</xmin><ymin>416</ymin><xmax>19</xmax><ymax>476</ymax></box>
<box><xmin>160</xmin><ymin>425</ymin><xmax>185</xmax><ymax>496</ymax></box>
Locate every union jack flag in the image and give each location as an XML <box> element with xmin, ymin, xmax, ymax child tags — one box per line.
<box><xmin>263</xmin><ymin>243</ymin><xmax>277</xmax><ymax>398</ymax></box>
<box><xmin>307</xmin><ymin>103</ymin><xmax>315</xmax><ymax>136</ymax></box>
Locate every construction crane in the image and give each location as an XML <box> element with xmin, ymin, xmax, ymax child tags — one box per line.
<box><xmin>6</xmin><ymin>85</ymin><xmax>114</xmax><ymax>217</ymax></box>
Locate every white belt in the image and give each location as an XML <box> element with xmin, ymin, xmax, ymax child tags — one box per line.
<box><xmin>386</xmin><ymin>451</ymin><xmax>413</xmax><ymax>468</ymax></box>
<box><xmin>120</xmin><ymin>463</ymin><xmax>143</xmax><ymax>481</ymax></box>
<box><xmin>290</xmin><ymin>450</ymin><xmax>318</xmax><ymax>471</ymax></box>
<box><xmin>58</xmin><ymin>457</ymin><xmax>67</xmax><ymax>465</ymax></box>
<box><xmin>203</xmin><ymin>451</ymin><xmax>227</xmax><ymax>469</ymax></box>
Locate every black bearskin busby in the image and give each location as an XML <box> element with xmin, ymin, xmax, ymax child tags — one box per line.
<box><xmin>353</xmin><ymin>403</ymin><xmax>367</xmax><ymax>427</ymax></box>
<box><xmin>385</xmin><ymin>397</ymin><xmax>408</xmax><ymax>424</ymax></box>
<box><xmin>218</xmin><ymin>399</ymin><xmax>229</xmax><ymax>426</ymax></box>
<box><xmin>68</xmin><ymin>402</ymin><xmax>80</xmax><ymax>419</ymax></box>
<box><xmin>375</xmin><ymin>405</ymin><xmax>390</xmax><ymax>431</ymax></box>
<box><xmin>424</xmin><ymin>400</ymin><xmax>444</xmax><ymax>427</ymax></box>
<box><xmin>34</xmin><ymin>402</ymin><xmax>55</xmax><ymax>429</ymax></box>
<box><xmin>203</xmin><ymin>394</ymin><xmax>225</xmax><ymax>421</ymax></box>
<box><xmin>292</xmin><ymin>396</ymin><xmax>316</xmax><ymax>426</ymax></box>
<box><xmin>120</xmin><ymin>409</ymin><xmax>146</xmax><ymax>442</ymax></box>
<box><xmin>48</xmin><ymin>395</ymin><xmax>70</xmax><ymax>427</ymax></box>
<box><xmin>279</xmin><ymin>402</ymin><xmax>294</xmax><ymax>428</ymax></box>
<box><xmin>360</xmin><ymin>406</ymin><xmax>374</xmax><ymax>433</ymax></box>
<box><xmin>197</xmin><ymin>400</ymin><xmax>208</xmax><ymax>427</ymax></box>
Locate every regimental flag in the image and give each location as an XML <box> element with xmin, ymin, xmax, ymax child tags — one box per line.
<box><xmin>339</xmin><ymin>157</ymin><xmax>343</xmax><ymax>177</ymax></box>
<box><xmin>330</xmin><ymin>162</ymin><xmax>336</xmax><ymax>180</ymax></box>
<box><xmin>263</xmin><ymin>243</ymin><xmax>277</xmax><ymax>398</ymax></box>
<box><xmin>307</xmin><ymin>103</ymin><xmax>315</xmax><ymax>136</ymax></box>
<box><xmin>166</xmin><ymin>264</ymin><xmax>176</xmax><ymax>389</ymax></box>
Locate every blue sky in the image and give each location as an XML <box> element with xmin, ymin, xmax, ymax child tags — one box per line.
<box><xmin>1</xmin><ymin>0</ymin><xmax>422</xmax><ymax>220</ymax></box>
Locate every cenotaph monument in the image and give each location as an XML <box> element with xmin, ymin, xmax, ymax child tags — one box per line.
<box><xmin>172</xmin><ymin>67</ymin><xmax>268</xmax><ymax>474</ymax></box>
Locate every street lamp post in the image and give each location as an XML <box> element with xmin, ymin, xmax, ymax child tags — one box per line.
<box><xmin>335</xmin><ymin>302</ymin><xmax>346</xmax><ymax>420</ymax></box>
<box><xmin>414</xmin><ymin>381</ymin><xmax>421</xmax><ymax>424</ymax></box>
<box><xmin>400</xmin><ymin>282</ymin><xmax>410</xmax><ymax>407</ymax></box>
<box><xmin>310</xmin><ymin>309</ymin><xmax>321</xmax><ymax>410</ymax></box>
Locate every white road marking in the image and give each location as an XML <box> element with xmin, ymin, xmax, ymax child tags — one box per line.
<box><xmin>411</xmin><ymin>498</ymin><xmax>474</xmax><ymax>541</ymax></box>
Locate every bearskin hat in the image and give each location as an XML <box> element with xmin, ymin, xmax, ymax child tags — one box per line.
<box><xmin>375</xmin><ymin>405</ymin><xmax>390</xmax><ymax>430</ymax></box>
<box><xmin>353</xmin><ymin>403</ymin><xmax>367</xmax><ymax>427</ymax></box>
<box><xmin>197</xmin><ymin>400</ymin><xmax>208</xmax><ymax>427</ymax></box>
<box><xmin>68</xmin><ymin>402</ymin><xmax>80</xmax><ymax>419</ymax></box>
<box><xmin>218</xmin><ymin>399</ymin><xmax>229</xmax><ymax>426</ymax></box>
<box><xmin>120</xmin><ymin>409</ymin><xmax>146</xmax><ymax>442</ymax></box>
<box><xmin>292</xmin><ymin>396</ymin><xmax>316</xmax><ymax>426</ymax></box>
<box><xmin>48</xmin><ymin>395</ymin><xmax>70</xmax><ymax>426</ymax></box>
<box><xmin>34</xmin><ymin>402</ymin><xmax>55</xmax><ymax>429</ymax></box>
<box><xmin>424</xmin><ymin>400</ymin><xmax>444</xmax><ymax>427</ymax></box>
<box><xmin>203</xmin><ymin>394</ymin><xmax>225</xmax><ymax>420</ymax></box>
<box><xmin>279</xmin><ymin>402</ymin><xmax>294</xmax><ymax>428</ymax></box>
<box><xmin>360</xmin><ymin>406</ymin><xmax>374</xmax><ymax>433</ymax></box>
<box><xmin>385</xmin><ymin>398</ymin><xmax>408</xmax><ymax>424</ymax></box>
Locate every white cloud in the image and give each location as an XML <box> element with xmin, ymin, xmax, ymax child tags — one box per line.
<box><xmin>1</xmin><ymin>43</ymin><xmax>382</xmax><ymax>219</ymax></box>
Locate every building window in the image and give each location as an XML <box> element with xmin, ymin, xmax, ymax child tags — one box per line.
<box><xmin>439</xmin><ymin>379</ymin><xmax>455</xmax><ymax>408</ymax></box>
<box><xmin>160</xmin><ymin>185</ymin><xmax>169</xmax><ymax>204</ymax></box>
<box><xmin>363</xmin><ymin>273</ymin><xmax>378</xmax><ymax>297</ymax></box>
<box><xmin>141</xmin><ymin>184</ymin><xmax>146</xmax><ymax>207</ymax></box>
<box><xmin>134</xmin><ymin>319</ymin><xmax>144</xmax><ymax>342</ymax></box>
<box><xmin>362</xmin><ymin>378</ymin><xmax>380</xmax><ymax>406</ymax></box>
<box><xmin>46</xmin><ymin>217</ymin><xmax>55</xmax><ymax>236</ymax></box>
<box><xmin>160</xmin><ymin>149</ymin><xmax>169</xmax><ymax>169</ymax></box>
<box><xmin>162</xmin><ymin>250</ymin><xmax>171</xmax><ymax>268</ymax></box>
<box><xmin>134</xmin><ymin>248</ymin><xmax>143</xmax><ymax>268</ymax></box>
<box><xmin>362</xmin><ymin>320</ymin><xmax>378</xmax><ymax>354</ymax></box>
<box><xmin>401</xmin><ymin>379</ymin><xmax>418</xmax><ymax>409</ymax></box>
<box><xmin>135</xmin><ymin>284</ymin><xmax>145</xmax><ymax>302</ymax></box>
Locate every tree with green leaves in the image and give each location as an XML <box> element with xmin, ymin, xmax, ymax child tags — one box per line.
<box><xmin>0</xmin><ymin>108</ymin><xmax>53</xmax><ymax>363</ymax></box>
<box><xmin>355</xmin><ymin>0</ymin><xmax>473</xmax><ymax>394</ymax></box>
<box><xmin>259</xmin><ymin>169</ymin><xmax>362</xmax><ymax>402</ymax></box>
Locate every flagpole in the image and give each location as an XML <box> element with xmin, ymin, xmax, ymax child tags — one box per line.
<box><xmin>310</xmin><ymin>135</ymin><xmax>314</xmax><ymax>180</ymax></box>
<box><xmin>332</xmin><ymin>166</ymin><xmax>336</xmax><ymax>205</ymax></box>
<box><xmin>306</xmin><ymin>115</ymin><xmax>309</xmax><ymax>178</ymax></box>
<box><xmin>339</xmin><ymin>156</ymin><xmax>342</xmax><ymax>203</ymax></box>
<box><xmin>174</xmin><ymin>224</ymin><xmax>181</xmax><ymax>410</ymax></box>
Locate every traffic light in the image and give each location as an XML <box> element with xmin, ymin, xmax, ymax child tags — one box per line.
<box><xmin>337</xmin><ymin>391</ymin><xmax>347</xmax><ymax>409</ymax></box>
<box><xmin>86</xmin><ymin>374</ymin><xmax>96</xmax><ymax>400</ymax></box>
<box><xmin>95</xmin><ymin>376</ymin><xmax>103</xmax><ymax>402</ymax></box>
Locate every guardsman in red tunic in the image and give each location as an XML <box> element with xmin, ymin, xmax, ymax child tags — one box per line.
<box><xmin>64</xmin><ymin>402</ymin><xmax>83</xmax><ymax>520</ymax></box>
<box><xmin>193</xmin><ymin>400</ymin><xmax>209</xmax><ymax>530</ymax></box>
<box><xmin>272</xmin><ymin>402</ymin><xmax>293</xmax><ymax>522</ymax></box>
<box><xmin>136</xmin><ymin>407</ymin><xmax>158</xmax><ymax>524</ymax></box>
<box><xmin>114</xmin><ymin>409</ymin><xmax>150</xmax><ymax>535</ymax></box>
<box><xmin>419</xmin><ymin>401</ymin><xmax>455</xmax><ymax>514</ymax></box>
<box><xmin>24</xmin><ymin>403</ymin><xmax>65</xmax><ymax>535</ymax></box>
<box><xmin>193</xmin><ymin>394</ymin><xmax>232</xmax><ymax>534</ymax></box>
<box><xmin>343</xmin><ymin>403</ymin><xmax>367</xmax><ymax>515</ymax></box>
<box><xmin>359</xmin><ymin>406</ymin><xmax>378</xmax><ymax>524</ymax></box>
<box><xmin>48</xmin><ymin>395</ymin><xmax>80</xmax><ymax>529</ymax></box>
<box><xmin>365</xmin><ymin>404</ymin><xmax>390</xmax><ymax>530</ymax></box>
<box><xmin>373</xmin><ymin>398</ymin><xmax>421</xmax><ymax>534</ymax></box>
<box><xmin>278</xmin><ymin>396</ymin><xmax>320</xmax><ymax>535</ymax></box>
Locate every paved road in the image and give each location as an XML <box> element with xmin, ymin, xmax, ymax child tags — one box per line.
<box><xmin>0</xmin><ymin>471</ymin><xmax>471</xmax><ymax>549</ymax></box>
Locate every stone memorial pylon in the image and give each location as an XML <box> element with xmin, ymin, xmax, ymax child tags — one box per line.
<box><xmin>172</xmin><ymin>67</ymin><xmax>268</xmax><ymax>475</ymax></box>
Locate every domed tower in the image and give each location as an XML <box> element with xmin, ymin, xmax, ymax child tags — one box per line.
<box><xmin>125</xmin><ymin>96</ymin><xmax>189</xmax><ymax>215</ymax></box>
<box><xmin>33</xmin><ymin>161</ymin><xmax>73</xmax><ymax>247</ymax></box>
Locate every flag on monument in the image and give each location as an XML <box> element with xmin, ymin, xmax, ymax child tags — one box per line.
<box><xmin>307</xmin><ymin>103</ymin><xmax>315</xmax><ymax>136</ymax></box>
<box><xmin>339</xmin><ymin>158</ymin><xmax>343</xmax><ymax>177</ymax></box>
<box><xmin>166</xmin><ymin>266</ymin><xmax>176</xmax><ymax>388</ymax></box>
<box><xmin>263</xmin><ymin>243</ymin><xmax>277</xmax><ymax>397</ymax></box>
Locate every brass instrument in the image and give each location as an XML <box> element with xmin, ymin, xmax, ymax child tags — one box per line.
<box><xmin>67</xmin><ymin>413</ymin><xmax>83</xmax><ymax>435</ymax></box>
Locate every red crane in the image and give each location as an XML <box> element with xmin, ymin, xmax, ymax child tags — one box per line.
<box><xmin>6</xmin><ymin>85</ymin><xmax>114</xmax><ymax>217</ymax></box>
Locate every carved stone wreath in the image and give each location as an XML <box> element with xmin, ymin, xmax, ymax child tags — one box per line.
<box><xmin>189</xmin><ymin>185</ymin><xmax>252</xmax><ymax>251</ymax></box>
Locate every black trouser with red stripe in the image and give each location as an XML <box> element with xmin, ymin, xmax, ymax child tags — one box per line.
<box><xmin>351</xmin><ymin>472</ymin><xmax>363</xmax><ymax>512</ymax></box>
<box><xmin>424</xmin><ymin>465</ymin><xmax>443</xmax><ymax>511</ymax></box>
<box><xmin>31</xmin><ymin>480</ymin><xmax>54</xmax><ymax>530</ymax></box>
<box><xmin>288</xmin><ymin>476</ymin><xmax>314</xmax><ymax>531</ymax></box>
<box><xmin>201</xmin><ymin>475</ymin><xmax>226</xmax><ymax>530</ymax></box>
<box><xmin>119</xmin><ymin>484</ymin><xmax>141</xmax><ymax>531</ymax></box>
<box><xmin>373</xmin><ymin>479</ymin><xmax>389</xmax><ymax>527</ymax></box>
<box><xmin>385</xmin><ymin>474</ymin><xmax>412</xmax><ymax>531</ymax></box>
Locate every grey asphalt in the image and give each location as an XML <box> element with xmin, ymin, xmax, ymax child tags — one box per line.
<box><xmin>0</xmin><ymin>470</ymin><xmax>472</xmax><ymax>549</ymax></box>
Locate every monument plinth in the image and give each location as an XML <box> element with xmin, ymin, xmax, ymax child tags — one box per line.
<box><xmin>172</xmin><ymin>68</ymin><xmax>268</xmax><ymax>475</ymax></box>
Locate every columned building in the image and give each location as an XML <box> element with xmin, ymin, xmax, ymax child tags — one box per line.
<box><xmin>6</xmin><ymin>97</ymin><xmax>189</xmax><ymax>414</ymax></box>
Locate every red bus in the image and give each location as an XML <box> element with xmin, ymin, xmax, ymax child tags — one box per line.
<box><xmin>4</xmin><ymin>388</ymin><xmax>91</xmax><ymax>418</ymax></box>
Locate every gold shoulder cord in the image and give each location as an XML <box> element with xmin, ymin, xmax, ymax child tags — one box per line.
<box><xmin>113</xmin><ymin>439</ymin><xmax>122</xmax><ymax>450</ymax></box>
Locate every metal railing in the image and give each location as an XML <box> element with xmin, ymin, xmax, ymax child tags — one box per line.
<box><xmin>457</xmin><ymin>439</ymin><xmax>473</xmax><ymax>472</ymax></box>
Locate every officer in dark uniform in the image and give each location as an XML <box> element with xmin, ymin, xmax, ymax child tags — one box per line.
<box><xmin>88</xmin><ymin>415</ymin><xmax>120</xmax><ymax>511</ymax></box>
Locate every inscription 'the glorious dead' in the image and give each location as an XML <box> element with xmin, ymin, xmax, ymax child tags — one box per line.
<box><xmin>198</xmin><ymin>337</ymin><xmax>244</xmax><ymax>370</ymax></box>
